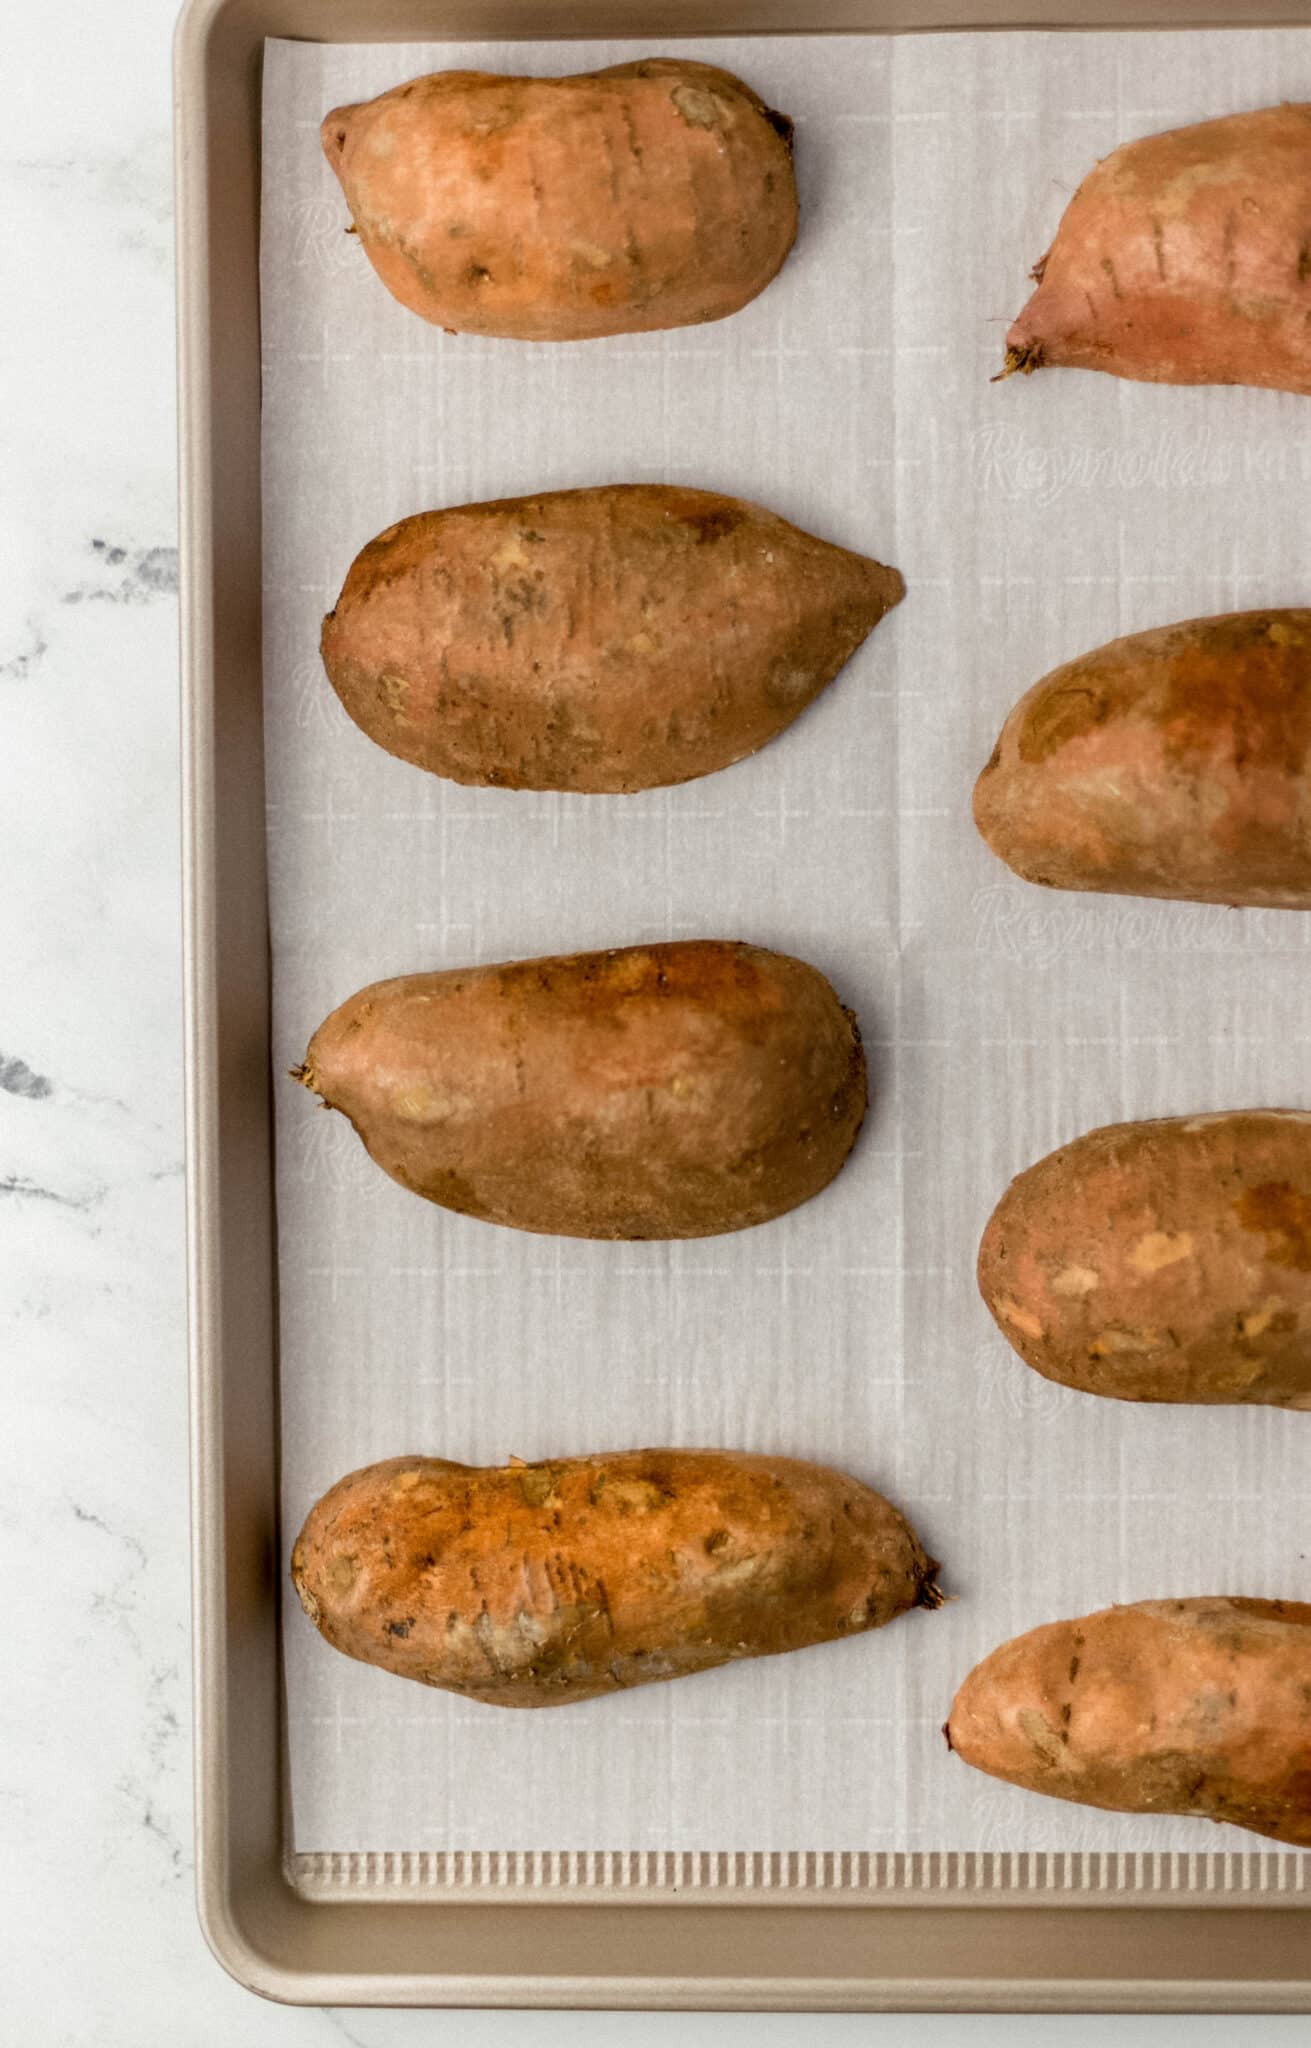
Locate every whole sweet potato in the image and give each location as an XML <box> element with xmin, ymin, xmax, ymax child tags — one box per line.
<box><xmin>974</xmin><ymin>610</ymin><xmax>1311</xmax><ymax>909</ymax></box>
<box><xmin>947</xmin><ymin>1597</ymin><xmax>1311</xmax><ymax>1846</ymax></box>
<box><xmin>1002</xmin><ymin>103</ymin><xmax>1311</xmax><ymax>392</ymax></box>
<box><xmin>978</xmin><ymin>1110</ymin><xmax>1311</xmax><ymax>1408</ymax></box>
<box><xmin>322</xmin><ymin>60</ymin><xmax>797</xmax><ymax>341</ymax></box>
<box><xmin>292</xmin><ymin>1448</ymin><xmax>942</xmax><ymax>1707</ymax></box>
<box><xmin>321</xmin><ymin>485</ymin><xmax>903</xmax><ymax>793</ymax></box>
<box><xmin>293</xmin><ymin>940</ymin><xmax>866</xmax><ymax>1239</ymax></box>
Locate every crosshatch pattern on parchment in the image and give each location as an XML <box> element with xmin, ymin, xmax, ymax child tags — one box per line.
<box><xmin>261</xmin><ymin>31</ymin><xmax>1311</xmax><ymax>1857</ymax></box>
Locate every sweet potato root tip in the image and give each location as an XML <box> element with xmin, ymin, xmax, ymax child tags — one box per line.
<box><xmin>992</xmin><ymin>341</ymin><xmax>1044</xmax><ymax>383</ymax></box>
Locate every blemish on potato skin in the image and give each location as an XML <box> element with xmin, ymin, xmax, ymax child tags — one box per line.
<box><xmin>1015</xmin><ymin>679</ymin><xmax>1111</xmax><ymax>764</ymax></box>
<box><xmin>677</xmin><ymin>504</ymin><xmax>745</xmax><ymax>544</ymax></box>
<box><xmin>1129</xmin><ymin>1231</ymin><xmax>1194</xmax><ymax>1275</ymax></box>
<box><xmin>1018</xmin><ymin>1707</ymin><xmax>1064</xmax><ymax>1768</ymax></box>
<box><xmin>1157</xmin><ymin>620</ymin><xmax>1311</xmax><ymax>778</ymax></box>
<box><xmin>569</xmin><ymin>239</ymin><xmax>614</xmax><ymax>273</ymax></box>
<box><xmin>326</xmin><ymin>1554</ymin><xmax>358</xmax><ymax>1594</ymax></box>
<box><xmin>670</xmin><ymin>83</ymin><xmax>722</xmax><ymax>130</ymax></box>
<box><xmin>1088</xmin><ymin>1325</ymin><xmax>1163</xmax><ymax>1358</ymax></box>
<box><xmin>1050</xmin><ymin>1264</ymin><xmax>1100</xmax><ymax>1297</ymax></box>
<box><xmin>293</xmin><ymin>1576</ymin><xmax>320</xmax><ymax>1624</ymax></box>
<box><xmin>995</xmin><ymin>1296</ymin><xmax>1045</xmax><ymax>1341</ymax></box>
<box><xmin>1222</xmin><ymin>208</ymin><xmax>1240</xmax><ymax>292</ymax></box>
<box><xmin>1235</xmin><ymin>1302</ymin><xmax>1297</xmax><ymax>1342</ymax></box>
<box><xmin>1235</xmin><ymin>1180</ymin><xmax>1311</xmax><ymax>1270</ymax></box>
<box><xmin>516</xmin><ymin>1466</ymin><xmax>562</xmax><ymax>1509</ymax></box>
<box><xmin>377</xmin><ymin>670</ymin><xmax>409</xmax><ymax>722</ymax></box>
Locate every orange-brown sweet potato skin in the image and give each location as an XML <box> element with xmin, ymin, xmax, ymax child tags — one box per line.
<box><xmin>978</xmin><ymin>1111</ymin><xmax>1311</xmax><ymax>1408</ymax></box>
<box><xmin>322</xmin><ymin>60</ymin><xmax>797</xmax><ymax>341</ymax></box>
<box><xmin>292</xmin><ymin>1449</ymin><xmax>941</xmax><ymax>1706</ymax></box>
<box><xmin>948</xmin><ymin>1598</ymin><xmax>1311</xmax><ymax>1846</ymax></box>
<box><xmin>1004</xmin><ymin>103</ymin><xmax>1311</xmax><ymax>392</ymax></box>
<box><xmin>295</xmin><ymin>941</ymin><xmax>867</xmax><ymax>1239</ymax></box>
<box><xmin>974</xmin><ymin>611</ymin><xmax>1311</xmax><ymax>909</ymax></box>
<box><xmin>321</xmin><ymin>486</ymin><xmax>903</xmax><ymax>793</ymax></box>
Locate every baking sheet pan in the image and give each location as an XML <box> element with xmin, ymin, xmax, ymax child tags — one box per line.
<box><xmin>178</xmin><ymin>0</ymin><xmax>1311</xmax><ymax>2005</ymax></box>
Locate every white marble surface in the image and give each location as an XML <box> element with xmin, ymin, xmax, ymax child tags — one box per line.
<box><xmin>0</xmin><ymin>0</ymin><xmax>1303</xmax><ymax>2037</ymax></box>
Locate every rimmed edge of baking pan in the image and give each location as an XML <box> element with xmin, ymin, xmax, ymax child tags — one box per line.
<box><xmin>176</xmin><ymin>0</ymin><xmax>1311</xmax><ymax>2006</ymax></box>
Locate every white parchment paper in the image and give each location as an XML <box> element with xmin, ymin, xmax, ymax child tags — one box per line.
<box><xmin>262</xmin><ymin>31</ymin><xmax>1311</xmax><ymax>1855</ymax></box>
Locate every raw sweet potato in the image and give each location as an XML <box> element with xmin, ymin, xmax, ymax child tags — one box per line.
<box><xmin>292</xmin><ymin>1448</ymin><xmax>942</xmax><ymax>1706</ymax></box>
<box><xmin>947</xmin><ymin>1597</ymin><xmax>1311</xmax><ymax>1846</ymax></box>
<box><xmin>978</xmin><ymin>1110</ymin><xmax>1311</xmax><ymax>1408</ymax></box>
<box><xmin>321</xmin><ymin>485</ymin><xmax>904</xmax><ymax>793</ymax></box>
<box><xmin>322</xmin><ymin>60</ymin><xmax>797</xmax><ymax>341</ymax></box>
<box><xmin>1001</xmin><ymin>103</ymin><xmax>1311</xmax><ymax>392</ymax></box>
<box><xmin>293</xmin><ymin>940</ymin><xmax>867</xmax><ymax>1239</ymax></box>
<box><xmin>973</xmin><ymin>610</ymin><xmax>1311</xmax><ymax>909</ymax></box>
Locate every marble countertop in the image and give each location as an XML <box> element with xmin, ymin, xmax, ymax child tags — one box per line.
<box><xmin>0</xmin><ymin>1</ymin><xmax>1299</xmax><ymax>2039</ymax></box>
